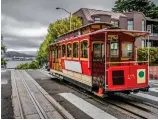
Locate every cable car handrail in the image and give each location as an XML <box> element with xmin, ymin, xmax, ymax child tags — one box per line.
<box><xmin>106</xmin><ymin>61</ymin><xmax>148</xmax><ymax>64</ymax></box>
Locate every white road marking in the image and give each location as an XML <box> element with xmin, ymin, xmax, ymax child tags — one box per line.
<box><xmin>59</xmin><ymin>93</ymin><xmax>116</xmax><ymax>119</ymax></box>
<box><xmin>149</xmin><ymin>81</ymin><xmax>158</xmax><ymax>84</ymax></box>
<box><xmin>134</xmin><ymin>93</ymin><xmax>158</xmax><ymax>102</ymax></box>
<box><xmin>1</xmin><ymin>70</ymin><xmax>7</xmax><ymax>73</ymax></box>
<box><xmin>149</xmin><ymin>88</ymin><xmax>158</xmax><ymax>93</ymax></box>
<box><xmin>152</xmin><ymin>83</ymin><xmax>158</xmax><ymax>86</ymax></box>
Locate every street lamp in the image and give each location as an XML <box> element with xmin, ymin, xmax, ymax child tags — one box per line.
<box><xmin>56</xmin><ymin>7</ymin><xmax>72</xmax><ymax>31</ymax></box>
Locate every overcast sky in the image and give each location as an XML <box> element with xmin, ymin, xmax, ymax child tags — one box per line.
<box><xmin>1</xmin><ymin>0</ymin><xmax>158</xmax><ymax>55</ymax></box>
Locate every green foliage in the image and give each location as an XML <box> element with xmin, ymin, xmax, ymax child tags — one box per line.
<box><xmin>112</xmin><ymin>0</ymin><xmax>158</xmax><ymax>19</ymax></box>
<box><xmin>1</xmin><ymin>32</ymin><xmax>7</xmax><ymax>68</ymax></box>
<box><xmin>1</xmin><ymin>33</ymin><xmax>7</xmax><ymax>54</ymax></box>
<box><xmin>137</xmin><ymin>47</ymin><xmax>158</xmax><ymax>64</ymax></box>
<box><xmin>29</xmin><ymin>60</ymin><xmax>39</xmax><ymax>69</ymax></box>
<box><xmin>147</xmin><ymin>6</ymin><xmax>158</xmax><ymax>19</ymax></box>
<box><xmin>16</xmin><ymin>63</ymin><xmax>29</xmax><ymax>69</ymax></box>
<box><xmin>35</xmin><ymin>15</ymin><xmax>82</xmax><ymax>66</ymax></box>
<box><xmin>1</xmin><ymin>57</ymin><xmax>7</xmax><ymax>65</ymax></box>
<box><xmin>16</xmin><ymin>60</ymin><xmax>39</xmax><ymax>69</ymax></box>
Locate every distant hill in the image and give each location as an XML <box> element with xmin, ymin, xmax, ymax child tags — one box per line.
<box><xmin>4</xmin><ymin>51</ymin><xmax>35</xmax><ymax>57</ymax></box>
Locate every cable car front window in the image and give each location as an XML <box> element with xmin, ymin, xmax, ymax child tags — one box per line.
<box><xmin>110</xmin><ymin>42</ymin><xmax>119</xmax><ymax>57</ymax></box>
<box><xmin>122</xmin><ymin>43</ymin><xmax>133</xmax><ymax>58</ymax></box>
<box><xmin>93</xmin><ymin>43</ymin><xmax>104</xmax><ymax>60</ymax></box>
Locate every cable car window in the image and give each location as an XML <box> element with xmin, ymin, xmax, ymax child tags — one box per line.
<box><xmin>93</xmin><ymin>43</ymin><xmax>104</xmax><ymax>59</ymax></box>
<box><xmin>58</xmin><ymin>46</ymin><xmax>61</xmax><ymax>58</ymax></box>
<box><xmin>111</xmin><ymin>42</ymin><xmax>119</xmax><ymax>57</ymax></box>
<box><xmin>101</xmin><ymin>43</ymin><xmax>105</xmax><ymax>57</ymax></box>
<box><xmin>52</xmin><ymin>50</ymin><xmax>55</xmax><ymax>57</ymax></box>
<box><xmin>67</xmin><ymin>43</ymin><xmax>72</xmax><ymax>57</ymax></box>
<box><xmin>73</xmin><ymin>42</ymin><xmax>79</xmax><ymax>58</ymax></box>
<box><xmin>122</xmin><ymin>43</ymin><xmax>133</xmax><ymax>58</ymax></box>
<box><xmin>80</xmin><ymin>40</ymin><xmax>88</xmax><ymax>58</ymax></box>
<box><xmin>62</xmin><ymin>44</ymin><xmax>66</xmax><ymax>57</ymax></box>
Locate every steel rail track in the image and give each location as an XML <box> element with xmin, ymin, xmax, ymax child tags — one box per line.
<box><xmin>64</xmin><ymin>82</ymin><xmax>149</xmax><ymax>119</ymax></box>
<box><xmin>107</xmin><ymin>94</ymin><xmax>158</xmax><ymax>115</ymax></box>
<box><xmin>23</xmin><ymin>70</ymin><xmax>74</xmax><ymax>119</ymax></box>
<box><xmin>15</xmin><ymin>70</ymin><xmax>48</xmax><ymax>119</ymax></box>
<box><xmin>115</xmin><ymin>93</ymin><xmax>158</xmax><ymax>109</ymax></box>
<box><xmin>40</xmin><ymin>70</ymin><xmax>158</xmax><ymax>119</ymax></box>
<box><xmin>12</xmin><ymin>71</ymin><xmax>24</xmax><ymax>119</ymax></box>
<box><xmin>66</xmin><ymin>83</ymin><xmax>158</xmax><ymax>119</ymax></box>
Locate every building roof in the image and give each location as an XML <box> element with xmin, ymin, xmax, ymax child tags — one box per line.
<box><xmin>74</xmin><ymin>8</ymin><xmax>127</xmax><ymax>21</ymax></box>
<box><xmin>145</xmin><ymin>17</ymin><xmax>158</xmax><ymax>22</ymax></box>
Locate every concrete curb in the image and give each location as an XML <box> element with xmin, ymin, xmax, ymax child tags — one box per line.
<box><xmin>24</xmin><ymin>70</ymin><xmax>75</xmax><ymax>119</ymax></box>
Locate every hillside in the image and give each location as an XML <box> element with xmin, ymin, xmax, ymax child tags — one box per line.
<box><xmin>4</xmin><ymin>51</ymin><xmax>35</xmax><ymax>57</ymax></box>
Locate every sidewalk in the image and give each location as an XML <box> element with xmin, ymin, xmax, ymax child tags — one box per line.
<box><xmin>11</xmin><ymin>70</ymin><xmax>74</xmax><ymax>119</ymax></box>
<box><xmin>149</xmin><ymin>66</ymin><xmax>158</xmax><ymax>80</ymax></box>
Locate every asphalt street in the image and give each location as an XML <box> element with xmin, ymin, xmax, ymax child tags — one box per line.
<box><xmin>1</xmin><ymin>69</ymin><xmax>158</xmax><ymax>119</ymax></box>
<box><xmin>27</xmin><ymin>69</ymin><xmax>158</xmax><ymax>119</ymax></box>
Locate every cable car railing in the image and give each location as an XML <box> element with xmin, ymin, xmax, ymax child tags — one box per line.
<box><xmin>106</xmin><ymin>61</ymin><xmax>148</xmax><ymax>64</ymax></box>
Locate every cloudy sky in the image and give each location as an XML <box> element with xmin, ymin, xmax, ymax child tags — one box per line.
<box><xmin>1</xmin><ymin>0</ymin><xmax>158</xmax><ymax>55</ymax></box>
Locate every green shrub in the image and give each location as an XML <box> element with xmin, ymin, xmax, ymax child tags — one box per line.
<box><xmin>29</xmin><ymin>61</ymin><xmax>39</xmax><ymax>69</ymax></box>
<box><xmin>1</xmin><ymin>57</ymin><xmax>7</xmax><ymax>66</ymax></box>
<box><xmin>16</xmin><ymin>60</ymin><xmax>39</xmax><ymax>69</ymax></box>
<box><xmin>137</xmin><ymin>47</ymin><xmax>158</xmax><ymax>65</ymax></box>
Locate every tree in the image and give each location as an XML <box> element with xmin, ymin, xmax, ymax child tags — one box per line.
<box><xmin>35</xmin><ymin>15</ymin><xmax>82</xmax><ymax>66</ymax></box>
<box><xmin>1</xmin><ymin>32</ymin><xmax>7</xmax><ymax>68</ymax></box>
<box><xmin>1</xmin><ymin>57</ymin><xmax>7</xmax><ymax>66</ymax></box>
<box><xmin>1</xmin><ymin>33</ymin><xmax>6</xmax><ymax>53</ymax></box>
<box><xmin>147</xmin><ymin>6</ymin><xmax>158</xmax><ymax>19</ymax></box>
<box><xmin>112</xmin><ymin>0</ymin><xmax>158</xmax><ymax>19</ymax></box>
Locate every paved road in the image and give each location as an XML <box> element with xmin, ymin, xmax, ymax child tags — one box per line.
<box><xmin>1</xmin><ymin>69</ymin><xmax>158</xmax><ymax>119</ymax></box>
<box><xmin>27</xmin><ymin>69</ymin><xmax>158</xmax><ymax>119</ymax></box>
<box><xmin>1</xmin><ymin>70</ymin><xmax>14</xmax><ymax>119</ymax></box>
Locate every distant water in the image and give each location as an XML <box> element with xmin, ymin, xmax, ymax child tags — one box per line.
<box><xmin>6</xmin><ymin>61</ymin><xmax>32</xmax><ymax>69</ymax></box>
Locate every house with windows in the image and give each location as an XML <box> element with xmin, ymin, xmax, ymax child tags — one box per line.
<box><xmin>73</xmin><ymin>8</ymin><xmax>158</xmax><ymax>48</ymax></box>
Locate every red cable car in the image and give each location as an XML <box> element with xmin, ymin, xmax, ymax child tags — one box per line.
<box><xmin>48</xmin><ymin>23</ymin><xmax>149</xmax><ymax>97</ymax></box>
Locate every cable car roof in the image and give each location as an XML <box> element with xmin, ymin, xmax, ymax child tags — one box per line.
<box><xmin>91</xmin><ymin>28</ymin><xmax>149</xmax><ymax>37</ymax></box>
<box><xmin>49</xmin><ymin>28</ymin><xmax>149</xmax><ymax>46</ymax></box>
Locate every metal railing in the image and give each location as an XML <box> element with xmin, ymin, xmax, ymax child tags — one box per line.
<box><xmin>149</xmin><ymin>33</ymin><xmax>158</xmax><ymax>36</ymax></box>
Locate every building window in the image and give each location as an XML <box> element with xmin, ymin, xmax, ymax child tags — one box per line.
<box><xmin>122</xmin><ymin>43</ymin><xmax>133</xmax><ymax>58</ymax></box>
<box><xmin>80</xmin><ymin>40</ymin><xmax>88</xmax><ymax>58</ymax></box>
<box><xmin>147</xmin><ymin>41</ymin><xmax>151</xmax><ymax>47</ymax></box>
<box><xmin>67</xmin><ymin>43</ymin><xmax>72</xmax><ymax>57</ymax></box>
<box><xmin>62</xmin><ymin>44</ymin><xmax>66</xmax><ymax>57</ymax></box>
<box><xmin>73</xmin><ymin>42</ymin><xmax>79</xmax><ymax>58</ymax></box>
<box><xmin>128</xmin><ymin>20</ymin><xmax>134</xmax><ymax>30</ymax></box>
<box><xmin>111</xmin><ymin>20</ymin><xmax>119</xmax><ymax>27</ymax></box>
<box><xmin>94</xmin><ymin>17</ymin><xmax>100</xmax><ymax>23</ymax></box>
<box><xmin>147</xmin><ymin>25</ymin><xmax>152</xmax><ymax>33</ymax></box>
<box><xmin>142</xmin><ymin>20</ymin><xmax>145</xmax><ymax>31</ymax></box>
<box><xmin>142</xmin><ymin>40</ymin><xmax>145</xmax><ymax>47</ymax></box>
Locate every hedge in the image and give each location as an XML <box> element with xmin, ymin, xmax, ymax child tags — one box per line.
<box><xmin>137</xmin><ymin>47</ymin><xmax>158</xmax><ymax>65</ymax></box>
